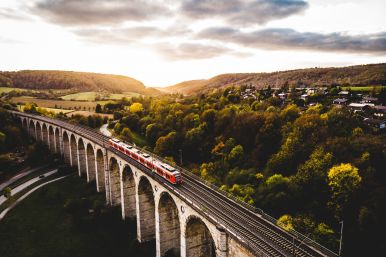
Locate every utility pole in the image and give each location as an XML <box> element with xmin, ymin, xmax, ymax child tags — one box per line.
<box><xmin>179</xmin><ymin>149</ymin><xmax>182</xmax><ymax>165</ymax></box>
<box><xmin>339</xmin><ymin>221</ymin><xmax>344</xmax><ymax>256</ymax></box>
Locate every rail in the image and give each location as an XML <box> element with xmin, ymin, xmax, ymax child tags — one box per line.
<box><xmin>11</xmin><ymin>110</ymin><xmax>339</xmax><ymax>257</ymax></box>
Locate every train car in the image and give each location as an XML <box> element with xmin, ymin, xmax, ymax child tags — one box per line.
<box><xmin>108</xmin><ymin>138</ymin><xmax>182</xmax><ymax>185</ymax></box>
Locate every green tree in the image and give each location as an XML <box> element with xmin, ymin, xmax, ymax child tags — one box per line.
<box><xmin>120</xmin><ymin>127</ymin><xmax>133</xmax><ymax>142</ymax></box>
<box><xmin>154</xmin><ymin>132</ymin><xmax>176</xmax><ymax>157</ymax></box>
<box><xmin>228</xmin><ymin>145</ymin><xmax>244</xmax><ymax>166</ymax></box>
<box><xmin>2</xmin><ymin>187</ymin><xmax>12</xmax><ymax>198</ymax></box>
<box><xmin>95</xmin><ymin>103</ymin><xmax>102</xmax><ymax>113</ymax></box>
<box><xmin>327</xmin><ymin>163</ymin><xmax>361</xmax><ymax>218</ymax></box>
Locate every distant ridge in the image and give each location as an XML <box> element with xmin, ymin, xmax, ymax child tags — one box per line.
<box><xmin>164</xmin><ymin>63</ymin><xmax>386</xmax><ymax>95</ymax></box>
<box><xmin>0</xmin><ymin>70</ymin><xmax>160</xmax><ymax>95</ymax></box>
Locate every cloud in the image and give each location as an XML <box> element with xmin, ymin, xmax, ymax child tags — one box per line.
<box><xmin>156</xmin><ymin>42</ymin><xmax>234</xmax><ymax>60</ymax></box>
<box><xmin>197</xmin><ymin>27</ymin><xmax>386</xmax><ymax>54</ymax></box>
<box><xmin>0</xmin><ymin>6</ymin><xmax>33</xmax><ymax>21</ymax></box>
<box><xmin>32</xmin><ymin>0</ymin><xmax>171</xmax><ymax>25</ymax></box>
<box><xmin>180</xmin><ymin>0</ymin><xmax>309</xmax><ymax>25</ymax></box>
<box><xmin>31</xmin><ymin>0</ymin><xmax>308</xmax><ymax>26</ymax></box>
<box><xmin>73</xmin><ymin>25</ymin><xmax>191</xmax><ymax>44</ymax></box>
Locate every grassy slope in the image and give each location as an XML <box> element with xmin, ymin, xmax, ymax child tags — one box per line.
<box><xmin>11</xmin><ymin>97</ymin><xmax>100</xmax><ymax>110</ymax></box>
<box><xmin>0</xmin><ymin>175</ymin><xmax>154</xmax><ymax>257</ymax></box>
<box><xmin>61</xmin><ymin>91</ymin><xmax>142</xmax><ymax>101</ymax></box>
<box><xmin>0</xmin><ymin>70</ymin><xmax>160</xmax><ymax>96</ymax></box>
<box><xmin>164</xmin><ymin>63</ymin><xmax>386</xmax><ymax>95</ymax></box>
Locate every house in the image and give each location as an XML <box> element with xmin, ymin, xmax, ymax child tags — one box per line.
<box><xmin>333</xmin><ymin>98</ymin><xmax>348</xmax><ymax>105</ymax></box>
<box><xmin>361</xmin><ymin>96</ymin><xmax>378</xmax><ymax>104</ymax></box>
<box><xmin>338</xmin><ymin>91</ymin><xmax>350</xmax><ymax>98</ymax></box>
<box><xmin>301</xmin><ymin>94</ymin><xmax>309</xmax><ymax>101</ymax></box>
<box><xmin>363</xmin><ymin>118</ymin><xmax>386</xmax><ymax>129</ymax></box>
<box><xmin>278</xmin><ymin>93</ymin><xmax>287</xmax><ymax>99</ymax></box>
<box><xmin>348</xmin><ymin>103</ymin><xmax>374</xmax><ymax>112</ymax></box>
<box><xmin>374</xmin><ymin>106</ymin><xmax>386</xmax><ymax>117</ymax></box>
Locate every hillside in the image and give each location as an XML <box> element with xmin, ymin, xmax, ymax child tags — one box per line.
<box><xmin>165</xmin><ymin>63</ymin><xmax>386</xmax><ymax>95</ymax></box>
<box><xmin>0</xmin><ymin>70</ymin><xmax>160</xmax><ymax>95</ymax></box>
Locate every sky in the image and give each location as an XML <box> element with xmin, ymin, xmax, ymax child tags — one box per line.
<box><xmin>0</xmin><ymin>0</ymin><xmax>385</xmax><ymax>87</ymax></box>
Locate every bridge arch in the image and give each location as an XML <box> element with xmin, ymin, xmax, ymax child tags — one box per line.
<box><xmin>70</xmin><ymin>134</ymin><xmax>78</xmax><ymax>167</ymax></box>
<box><xmin>54</xmin><ymin>127</ymin><xmax>60</xmax><ymax>154</ymax></box>
<box><xmin>121</xmin><ymin>165</ymin><xmax>136</xmax><ymax>219</ymax></box>
<box><xmin>28</xmin><ymin>120</ymin><xmax>35</xmax><ymax>139</ymax></box>
<box><xmin>77</xmin><ymin>137</ymin><xmax>87</xmax><ymax>176</ymax></box>
<box><xmin>21</xmin><ymin>118</ymin><xmax>27</xmax><ymax>131</ymax></box>
<box><xmin>36</xmin><ymin>122</ymin><xmax>42</xmax><ymax>141</ymax></box>
<box><xmin>96</xmin><ymin>149</ymin><xmax>105</xmax><ymax>192</ymax></box>
<box><xmin>108</xmin><ymin>157</ymin><xmax>121</xmax><ymax>206</ymax></box>
<box><xmin>62</xmin><ymin>131</ymin><xmax>71</xmax><ymax>164</ymax></box>
<box><xmin>42</xmin><ymin>123</ymin><xmax>48</xmax><ymax>146</ymax></box>
<box><xmin>86</xmin><ymin>143</ymin><xmax>96</xmax><ymax>182</ymax></box>
<box><xmin>48</xmin><ymin>125</ymin><xmax>55</xmax><ymax>152</ymax></box>
<box><xmin>137</xmin><ymin>176</ymin><xmax>156</xmax><ymax>242</ymax></box>
<box><xmin>185</xmin><ymin>215</ymin><xmax>216</xmax><ymax>257</ymax></box>
<box><xmin>158</xmin><ymin>192</ymin><xmax>180</xmax><ymax>257</ymax></box>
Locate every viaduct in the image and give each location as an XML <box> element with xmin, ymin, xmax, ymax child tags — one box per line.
<box><xmin>11</xmin><ymin>111</ymin><xmax>338</xmax><ymax>257</ymax></box>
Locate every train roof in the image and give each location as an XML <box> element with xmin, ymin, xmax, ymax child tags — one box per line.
<box><xmin>160</xmin><ymin>163</ymin><xmax>176</xmax><ymax>172</ymax></box>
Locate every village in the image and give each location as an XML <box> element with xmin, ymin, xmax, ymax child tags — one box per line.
<box><xmin>239</xmin><ymin>84</ymin><xmax>386</xmax><ymax>130</ymax></box>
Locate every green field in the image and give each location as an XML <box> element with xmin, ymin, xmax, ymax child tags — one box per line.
<box><xmin>11</xmin><ymin>97</ymin><xmax>99</xmax><ymax>110</ymax></box>
<box><xmin>108</xmin><ymin>92</ymin><xmax>141</xmax><ymax>100</ymax></box>
<box><xmin>17</xmin><ymin>105</ymin><xmax>73</xmax><ymax>114</ymax></box>
<box><xmin>61</xmin><ymin>92</ymin><xmax>99</xmax><ymax>101</ymax></box>
<box><xmin>0</xmin><ymin>87</ymin><xmax>28</xmax><ymax>93</ymax></box>
<box><xmin>61</xmin><ymin>91</ymin><xmax>141</xmax><ymax>101</ymax></box>
<box><xmin>341</xmin><ymin>85</ymin><xmax>386</xmax><ymax>92</ymax></box>
<box><xmin>0</xmin><ymin>175</ymin><xmax>155</xmax><ymax>257</ymax></box>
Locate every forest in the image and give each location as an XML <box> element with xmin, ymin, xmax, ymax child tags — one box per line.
<box><xmin>0</xmin><ymin>70</ymin><xmax>159</xmax><ymax>95</ymax></box>
<box><xmin>166</xmin><ymin>63</ymin><xmax>386</xmax><ymax>95</ymax></box>
<box><xmin>104</xmin><ymin>87</ymin><xmax>385</xmax><ymax>256</ymax></box>
<box><xmin>2</xmin><ymin>82</ymin><xmax>385</xmax><ymax>256</ymax></box>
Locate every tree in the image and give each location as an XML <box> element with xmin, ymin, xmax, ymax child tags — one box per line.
<box><xmin>154</xmin><ymin>132</ymin><xmax>176</xmax><ymax>157</ymax></box>
<box><xmin>120</xmin><ymin>127</ymin><xmax>133</xmax><ymax>142</ymax></box>
<box><xmin>95</xmin><ymin>104</ymin><xmax>102</xmax><ymax>113</ymax></box>
<box><xmin>280</xmin><ymin>104</ymin><xmax>300</xmax><ymax>123</ymax></box>
<box><xmin>327</xmin><ymin>163</ymin><xmax>361</xmax><ymax>218</ymax></box>
<box><xmin>129</xmin><ymin>102</ymin><xmax>143</xmax><ymax>113</ymax></box>
<box><xmin>114</xmin><ymin>122</ymin><xmax>122</xmax><ymax>134</ymax></box>
<box><xmin>0</xmin><ymin>131</ymin><xmax>5</xmax><ymax>150</ymax></box>
<box><xmin>228</xmin><ymin>145</ymin><xmax>244</xmax><ymax>166</ymax></box>
<box><xmin>277</xmin><ymin>214</ymin><xmax>294</xmax><ymax>231</ymax></box>
<box><xmin>2</xmin><ymin>187</ymin><xmax>12</xmax><ymax>198</ymax></box>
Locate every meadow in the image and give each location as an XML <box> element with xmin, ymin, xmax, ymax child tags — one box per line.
<box><xmin>17</xmin><ymin>105</ymin><xmax>73</xmax><ymax>114</ymax></box>
<box><xmin>341</xmin><ymin>85</ymin><xmax>386</xmax><ymax>92</ymax></box>
<box><xmin>61</xmin><ymin>91</ymin><xmax>141</xmax><ymax>101</ymax></box>
<box><xmin>11</xmin><ymin>96</ymin><xmax>102</xmax><ymax>111</ymax></box>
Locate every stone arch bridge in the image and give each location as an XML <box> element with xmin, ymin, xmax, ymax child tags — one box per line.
<box><xmin>11</xmin><ymin>111</ymin><xmax>338</xmax><ymax>257</ymax></box>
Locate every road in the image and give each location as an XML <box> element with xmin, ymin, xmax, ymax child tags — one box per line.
<box><xmin>0</xmin><ymin>169</ymin><xmax>58</xmax><ymax>206</ymax></box>
<box><xmin>100</xmin><ymin>124</ymin><xmax>112</xmax><ymax>137</ymax></box>
<box><xmin>0</xmin><ymin>174</ymin><xmax>70</xmax><ymax>220</ymax></box>
<box><xmin>0</xmin><ymin>165</ymin><xmax>48</xmax><ymax>191</ymax></box>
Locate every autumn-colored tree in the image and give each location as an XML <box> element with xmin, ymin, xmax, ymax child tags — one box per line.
<box><xmin>129</xmin><ymin>102</ymin><xmax>143</xmax><ymax>113</ymax></box>
<box><xmin>328</xmin><ymin>163</ymin><xmax>361</xmax><ymax>218</ymax></box>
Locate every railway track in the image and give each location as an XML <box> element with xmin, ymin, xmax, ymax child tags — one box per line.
<box><xmin>12</xmin><ymin>111</ymin><xmax>338</xmax><ymax>257</ymax></box>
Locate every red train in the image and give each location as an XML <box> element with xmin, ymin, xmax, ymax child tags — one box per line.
<box><xmin>108</xmin><ymin>138</ymin><xmax>183</xmax><ymax>185</ymax></box>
